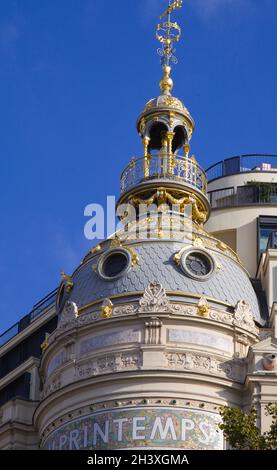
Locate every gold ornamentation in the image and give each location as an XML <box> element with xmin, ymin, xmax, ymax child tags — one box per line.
<box><xmin>126</xmin><ymin>246</ymin><xmax>139</xmax><ymax>267</ymax></box>
<box><xmin>143</xmin><ymin>100</ymin><xmax>190</xmax><ymax>118</ymax></box>
<box><xmin>120</xmin><ymin>154</ymin><xmax>207</xmax><ymax>197</ymax></box>
<box><xmin>41</xmin><ymin>334</ymin><xmax>50</xmax><ymax>352</ymax></box>
<box><xmin>61</xmin><ymin>272</ymin><xmax>74</xmax><ymax>292</ymax></box>
<box><xmin>174</xmin><ymin>249</ymin><xmax>183</xmax><ymax>266</ymax></box>
<box><xmin>162</xmin><ymin>95</ymin><xmax>183</xmax><ymax>109</ymax></box>
<box><xmin>184</xmin><ymin>144</ymin><xmax>190</xmax><ymax>158</ymax></box>
<box><xmin>160</xmin><ymin>0</ymin><xmax>183</xmax><ymax>20</ymax></box>
<box><xmin>159</xmin><ymin>64</ymin><xmax>174</xmax><ymax>94</ymax></box>
<box><xmin>217</xmin><ymin>241</ymin><xmax>227</xmax><ymax>252</ymax></box>
<box><xmin>197</xmin><ymin>297</ymin><xmax>209</xmax><ymax>317</ymax></box>
<box><xmin>156</xmin><ymin>22</ymin><xmax>181</xmax><ymax>45</ymax></box>
<box><xmin>101</xmin><ymin>299</ymin><xmax>113</xmax><ymax>319</ymax></box>
<box><xmin>130</xmin><ymin>187</ymin><xmax>207</xmax><ymax>225</ymax></box>
<box><xmin>193</xmin><ymin>237</ymin><xmax>204</xmax><ymax>247</ymax></box>
<box><xmin>91</xmin><ymin>244</ymin><xmax>101</xmax><ymax>254</ymax></box>
<box><xmin>95</xmin><ymin>244</ymin><xmax>139</xmax><ymax>272</ymax></box>
<box><xmin>110</xmin><ymin>238</ymin><xmax>123</xmax><ymax>248</ymax></box>
<box><xmin>155</xmin><ymin>1</ymin><xmax>183</xmax><ymax>92</ymax></box>
<box><xmin>140</xmin><ymin>117</ymin><xmax>146</xmax><ymax>134</ymax></box>
<box><xmin>169</xmin><ymin>111</ymin><xmax>175</xmax><ymax>127</ymax></box>
<box><xmin>187</xmin><ymin>125</ymin><xmax>193</xmax><ymax>141</ymax></box>
<box><xmin>145</xmin><ymin>100</ymin><xmax>154</xmax><ymax>111</ymax></box>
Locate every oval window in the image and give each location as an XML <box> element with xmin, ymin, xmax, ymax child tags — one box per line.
<box><xmin>97</xmin><ymin>249</ymin><xmax>132</xmax><ymax>280</ymax></box>
<box><xmin>180</xmin><ymin>248</ymin><xmax>215</xmax><ymax>281</ymax></box>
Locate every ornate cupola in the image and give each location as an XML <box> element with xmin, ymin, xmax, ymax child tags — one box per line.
<box><xmin>117</xmin><ymin>0</ymin><xmax>209</xmax><ymax>226</ymax></box>
<box><xmin>35</xmin><ymin>1</ymin><xmax>265</xmax><ymax>453</ymax></box>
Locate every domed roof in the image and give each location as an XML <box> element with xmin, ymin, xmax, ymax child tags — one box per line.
<box><xmin>144</xmin><ymin>94</ymin><xmax>191</xmax><ymax>117</ymax></box>
<box><xmin>137</xmin><ymin>65</ymin><xmax>195</xmax><ymax>134</ymax></box>
<box><xmin>64</xmin><ymin>229</ymin><xmax>264</xmax><ymax>326</ymax></box>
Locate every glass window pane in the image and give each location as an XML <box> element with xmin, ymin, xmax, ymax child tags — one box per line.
<box><xmin>260</xmin><ymin>226</ymin><xmax>277</xmax><ymax>253</ymax></box>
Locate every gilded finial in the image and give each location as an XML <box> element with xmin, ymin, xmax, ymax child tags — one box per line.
<box><xmin>160</xmin><ymin>65</ymin><xmax>173</xmax><ymax>94</ymax></box>
<box><xmin>61</xmin><ymin>272</ymin><xmax>74</xmax><ymax>292</ymax></box>
<box><xmin>156</xmin><ymin>1</ymin><xmax>183</xmax><ymax>94</ymax></box>
<box><xmin>160</xmin><ymin>0</ymin><xmax>183</xmax><ymax>20</ymax></box>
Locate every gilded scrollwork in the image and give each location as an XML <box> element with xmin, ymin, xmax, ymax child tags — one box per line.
<box><xmin>129</xmin><ymin>187</ymin><xmax>207</xmax><ymax>225</ymax></box>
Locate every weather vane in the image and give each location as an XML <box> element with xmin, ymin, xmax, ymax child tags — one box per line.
<box><xmin>156</xmin><ymin>0</ymin><xmax>183</xmax><ymax>67</ymax></box>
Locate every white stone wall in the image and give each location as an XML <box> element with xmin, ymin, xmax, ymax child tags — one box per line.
<box><xmin>34</xmin><ymin>285</ymin><xmax>260</xmax><ymax>450</ymax></box>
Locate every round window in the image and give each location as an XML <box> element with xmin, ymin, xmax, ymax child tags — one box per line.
<box><xmin>180</xmin><ymin>248</ymin><xmax>215</xmax><ymax>281</ymax></box>
<box><xmin>97</xmin><ymin>249</ymin><xmax>132</xmax><ymax>280</ymax></box>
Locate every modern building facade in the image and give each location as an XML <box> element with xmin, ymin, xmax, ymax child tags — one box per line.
<box><xmin>0</xmin><ymin>3</ymin><xmax>277</xmax><ymax>450</ymax></box>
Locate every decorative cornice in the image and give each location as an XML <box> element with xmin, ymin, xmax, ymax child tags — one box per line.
<box><xmin>47</xmin><ymin>284</ymin><xmax>259</xmax><ymax>350</ymax></box>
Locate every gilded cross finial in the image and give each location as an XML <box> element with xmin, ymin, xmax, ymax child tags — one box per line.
<box><xmin>156</xmin><ymin>1</ymin><xmax>183</xmax><ymax>94</ymax></box>
<box><xmin>160</xmin><ymin>0</ymin><xmax>183</xmax><ymax>20</ymax></box>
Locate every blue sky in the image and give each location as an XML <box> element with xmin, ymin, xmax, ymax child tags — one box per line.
<box><xmin>1</xmin><ymin>0</ymin><xmax>277</xmax><ymax>333</ymax></box>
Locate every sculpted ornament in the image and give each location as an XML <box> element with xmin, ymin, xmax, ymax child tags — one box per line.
<box><xmin>41</xmin><ymin>374</ymin><xmax>61</xmax><ymax>399</ymax></box>
<box><xmin>138</xmin><ymin>281</ymin><xmax>174</xmax><ymax>313</ymax></box>
<box><xmin>233</xmin><ymin>300</ymin><xmax>257</xmax><ymax>332</ymax></box>
<box><xmin>59</xmin><ymin>301</ymin><xmax>79</xmax><ymax>325</ymax></box>
<box><xmin>41</xmin><ymin>333</ymin><xmax>50</xmax><ymax>352</ymax></box>
<box><xmin>61</xmin><ymin>272</ymin><xmax>74</xmax><ymax>292</ymax></box>
<box><xmin>130</xmin><ymin>189</ymin><xmax>207</xmax><ymax>225</ymax></box>
<box><xmin>113</xmin><ymin>304</ymin><xmax>136</xmax><ymax>316</ymax></box>
<box><xmin>75</xmin><ymin>352</ymin><xmax>142</xmax><ymax>380</ymax></box>
<box><xmin>101</xmin><ymin>299</ymin><xmax>113</xmax><ymax>319</ymax></box>
<box><xmin>165</xmin><ymin>352</ymin><xmax>243</xmax><ymax>382</ymax></box>
<box><xmin>197</xmin><ymin>297</ymin><xmax>209</xmax><ymax>317</ymax></box>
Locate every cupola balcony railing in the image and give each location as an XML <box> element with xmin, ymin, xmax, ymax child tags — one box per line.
<box><xmin>120</xmin><ymin>153</ymin><xmax>208</xmax><ymax>195</ymax></box>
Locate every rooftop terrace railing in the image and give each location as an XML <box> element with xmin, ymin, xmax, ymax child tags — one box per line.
<box><xmin>0</xmin><ymin>288</ymin><xmax>57</xmax><ymax>348</ymax></box>
<box><xmin>209</xmin><ymin>183</ymin><xmax>277</xmax><ymax>209</ymax></box>
<box><xmin>206</xmin><ymin>154</ymin><xmax>277</xmax><ymax>182</ymax></box>
<box><xmin>120</xmin><ymin>153</ymin><xmax>208</xmax><ymax>195</ymax></box>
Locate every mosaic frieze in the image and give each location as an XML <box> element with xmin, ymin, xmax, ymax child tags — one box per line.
<box><xmin>42</xmin><ymin>407</ymin><xmax>223</xmax><ymax>450</ymax></box>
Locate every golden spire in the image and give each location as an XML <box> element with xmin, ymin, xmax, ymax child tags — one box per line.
<box><xmin>156</xmin><ymin>1</ymin><xmax>183</xmax><ymax>95</ymax></box>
